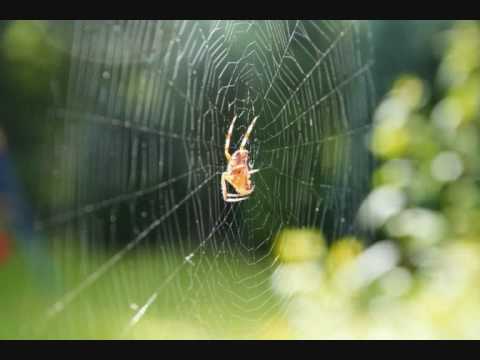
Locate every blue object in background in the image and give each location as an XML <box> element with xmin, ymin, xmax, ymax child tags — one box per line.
<box><xmin>0</xmin><ymin>129</ymin><xmax>55</xmax><ymax>290</ymax></box>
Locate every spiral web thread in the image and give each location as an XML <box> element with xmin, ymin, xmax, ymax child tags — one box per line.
<box><xmin>31</xmin><ymin>20</ymin><xmax>374</xmax><ymax>338</ymax></box>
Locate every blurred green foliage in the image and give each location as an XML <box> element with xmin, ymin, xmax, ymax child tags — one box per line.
<box><xmin>3</xmin><ymin>20</ymin><xmax>62</xmax><ymax>96</ymax></box>
<box><xmin>273</xmin><ymin>20</ymin><xmax>480</xmax><ymax>339</ymax></box>
<box><xmin>0</xmin><ymin>20</ymin><xmax>69</xmax><ymax>210</ymax></box>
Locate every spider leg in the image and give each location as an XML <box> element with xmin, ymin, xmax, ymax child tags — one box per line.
<box><xmin>222</xmin><ymin>172</ymin><xmax>242</xmax><ymax>200</ymax></box>
<box><xmin>225</xmin><ymin>195</ymin><xmax>250</xmax><ymax>203</ymax></box>
<box><xmin>249</xmin><ymin>169</ymin><xmax>259</xmax><ymax>174</ymax></box>
<box><xmin>240</xmin><ymin>115</ymin><xmax>259</xmax><ymax>150</ymax></box>
<box><xmin>225</xmin><ymin>193</ymin><xmax>249</xmax><ymax>198</ymax></box>
<box><xmin>225</xmin><ymin>115</ymin><xmax>237</xmax><ymax>161</ymax></box>
<box><xmin>221</xmin><ymin>172</ymin><xmax>229</xmax><ymax>201</ymax></box>
<box><xmin>227</xmin><ymin>186</ymin><xmax>254</xmax><ymax>199</ymax></box>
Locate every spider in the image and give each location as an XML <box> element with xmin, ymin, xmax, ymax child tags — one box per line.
<box><xmin>221</xmin><ymin>115</ymin><xmax>259</xmax><ymax>202</ymax></box>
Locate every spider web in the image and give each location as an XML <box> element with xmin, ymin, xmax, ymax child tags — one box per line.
<box><xmin>25</xmin><ymin>20</ymin><xmax>374</xmax><ymax>339</ymax></box>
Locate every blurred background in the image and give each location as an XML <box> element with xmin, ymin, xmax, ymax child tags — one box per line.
<box><xmin>1</xmin><ymin>20</ymin><xmax>480</xmax><ymax>339</ymax></box>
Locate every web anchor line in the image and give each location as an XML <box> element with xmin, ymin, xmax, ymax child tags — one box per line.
<box><xmin>45</xmin><ymin>172</ymin><xmax>219</xmax><ymax>320</ymax></box>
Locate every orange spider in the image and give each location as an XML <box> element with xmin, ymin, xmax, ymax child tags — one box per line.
<box><xmin>221</xmin><ymin>115</ymin><xmax>259</xmax><ymax>202</ymax></box>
